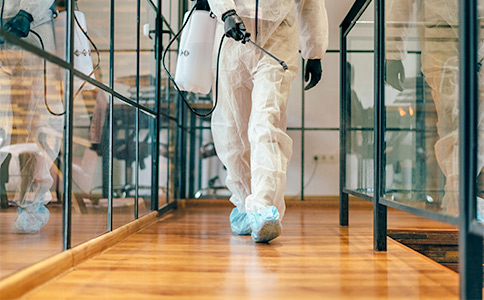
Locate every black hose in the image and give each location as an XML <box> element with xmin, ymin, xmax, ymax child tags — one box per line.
<box><xmin>29</xmin><ymin>29</ymin><xmax>64</xmax><ymax>116</ymax></box>
<box><xmin>32</xmin><ymin>11</ymin><xmax>101</xmax><ymax>116</ymax></box>
<box><xmin>73</xmin><ymin>12</ymin><xmax>100</xmax><ymax>99</ymax></box>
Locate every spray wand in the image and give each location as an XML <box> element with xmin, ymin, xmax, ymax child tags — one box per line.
<box><xmin>243</xmin><ymin>34</ymin><xmax>288</xmax><ymax>70</ymax></box>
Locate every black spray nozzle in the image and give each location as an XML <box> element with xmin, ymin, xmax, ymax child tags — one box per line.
<box><xmin>243</xmin><ymin>35</ymin><xmax>288</xmax><ymax>71</ymax></box>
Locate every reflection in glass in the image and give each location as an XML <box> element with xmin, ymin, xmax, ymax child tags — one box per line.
<box><xmin>138</xmin><ymin>111</ymin><xmax>154</xmax><ymax>216</ymax></box>
<box><xmin>159</xmin><ymin>121</ymin><xmax>169</xmax><ymax>206</ymax></box>
<box><xmin>385</xmin><ymin>0</ymin><xmax>461</xmax><ymax>217</ymax></box>
<box><xmin>0</xmin><ymin>0</ymin><xmax>163</xmax><ymax>281</ymax></box>
<box><xmin>113</xmin><ymin>99</ymin><xmax>136</xmax><ymax>228</ymax></box>
<box><xmin>159</xmin><ymin>119</ymin><xmax>174</xmax><ymax>205</ymax></box>
<box><xmin>71</xmin><ymin>79</ymin><xmax>108</xmax><ymax>247</ymax></box>
<box><xmin>114</xmin><ymin>0</ymin><xmax>138</xmax><ymax>99</ymax></box>
<box><xmin>139</xmin><ymin>0</ymin><xmax>157</xmax><ymax>110</ymax></box>
<box><xmin>344</xmin><ymin>2</ymin><xmax>374</xmax><ymax>195</ymax></box>
<box><xmin>0</xmin><ymin>47</ymin><xmax>64</xmax><ymax>278</ymax></box>
<box><xmin>78</xmin><ymin>0</ymin><xmax>111</xmax><ymax>87</ymax></box>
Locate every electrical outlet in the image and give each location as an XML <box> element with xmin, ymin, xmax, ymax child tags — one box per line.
<box><xmin>314</xmin><ymin>154</ymin><xmax>339</xmax><ymax>163</ymax></box>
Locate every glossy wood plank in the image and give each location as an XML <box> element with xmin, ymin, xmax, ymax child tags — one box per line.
<box><xmin>0</xmin><ymin>203</ymin><xmax>141</xmax><ymax>280</ymax></box>
<box><xmin>0</xmin><ymin>212</ymin><xmax>158</xmax><ymax>300</ymax></box>
<box><xmin>22</xmin><ymin>200</ymin><xmax>459</xmax><ymax>300</ymax></box>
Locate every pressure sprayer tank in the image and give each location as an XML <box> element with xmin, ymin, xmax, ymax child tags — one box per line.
<box><xmin>174</xmin><ymin>10</ymin><xmax>217</xmax><ymax>95</ymax></box>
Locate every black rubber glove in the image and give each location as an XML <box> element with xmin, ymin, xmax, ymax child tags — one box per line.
<box><xmin>304</xmin><ymin>59</ymin><xmax>322</xmax><ymax>90</ymax></box>
<box><xmin>4</xmin><ymin>10</ymin><xmax>33</xmax><ymax>38</ymax></box>
<box><xmin>195</xmin><ymin>0</ymin><xmax>210</xmax><ymax>11</ymax></box>
<box><xmin>385</xmin><ymin>60</ymin><xmax>405</xmax><ymax>91</ymax></box>
<box><xmin>222</xmin><ymin>10</ymin><xmax>247</xmax><ymax>42</ymax></box>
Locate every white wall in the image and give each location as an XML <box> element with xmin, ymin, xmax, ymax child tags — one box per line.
<box><xmin>286</xmin><ymin>0</ymin><xmax>357</xmax><ymax>196</ymax></box>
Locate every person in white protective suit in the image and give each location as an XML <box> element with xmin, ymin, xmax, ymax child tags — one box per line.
<box><xmin>207</xmin><ymin>0</ymin><xmax>328</xmax><ymax>242</ymax></box>
<box><xmin>385</xmin><ymin>0</ymin><xmax>484</xmax><ymax>218</ymax></box>
<box><xmin>0</xmin><ymin>0</ymin><xmax>64</xmax><ymax>233</ymax></box>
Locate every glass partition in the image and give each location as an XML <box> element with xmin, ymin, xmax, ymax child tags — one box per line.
<box><xmin>77</xmin><ymin>0</ymin><xmax>111</xmax><ymax>87</ymax></box>
<box><xmin>138</xmin><ymin>110</ymin><xmax>154</xmax><ymax>216</ymax></box>
<box><xmin>139</xmin><ymin>0</ymin><xmax>157</xmax><ymax>111</ymax></box>
<box><xmin>161</xmin><ymin>119</ymin><xmax>176</xmax><ymax>204</ymax></box>
<box><xmin>340</xmin><ymin>0</ymin><xmax>484</xmax><ymax>296</ymax></box>
<box><xmin>344</xmin><ymin>1</ymin><xmax>375</xmax><ymax>196</ymax></box>
<box><xmin>0</xmin><ymin>49</ymin><xmax>65</xmax><ymax>279</ymax></box>
<box><xmin>114</xmin><ymin>0</ymin><xmax>138</xmax><ymax>100</ymax></box>
<box><xmin>113</xmin><ymin>99</ymin><xmax>136</xmax><ymax>229</ymax></box>
<box><xmin>384</xmin><ymin>0</ymin><xmax>459</xmax><ymax>219</ymax></box>
<box><xmin>0</xmin><ymin>0</ymin><xmax>178</xmax><ymax>280</ymax></box>
<box><xmin>71</xmin><ymin>79</ymin><xmax>109</xmax><ymax>247</ymax></box>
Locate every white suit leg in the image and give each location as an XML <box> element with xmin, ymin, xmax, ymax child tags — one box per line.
<box><xmin>422</xmin><ymin>48</ymin><xmax>460</xmax><ymax>215</ymax></box>
<box><xmin>212</xmin><ymin>39</ymin><xmax>253</xmax><ymax>213</ymax></box>
<box><xmin>244</xmin><ymin>15</ymin><xmax>299</xmax><ymax>220</ymax></box>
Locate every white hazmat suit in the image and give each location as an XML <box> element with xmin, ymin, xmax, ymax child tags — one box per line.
<box><xmin>386</xmin><ymin>0</ymin><xmax>484</xmax><ymax>217</ymax></box>
<box><xmin>207</xmin><ymin>0</ymin><xmax>328</xmax><ymax>241</ymax></box>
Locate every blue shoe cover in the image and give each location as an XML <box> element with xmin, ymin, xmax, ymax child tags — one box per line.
<box><xmin>249</xmin><ymin>206</ymin><xmax>282</xmax><ymax>243</ymax></box>
<box><xmin>12</xmin><ymin>204</ymin><xmax>50</xmax><ymax>234</ymax></box>
<box><xmin>230</xmin><ymin>207</ymin><xmax>252</xmax><ymax>235</ymax></box>
<box><xmin>478</xmin><ymin>211</ymin><xmax>484</xmax><ymax>223</ymax></box>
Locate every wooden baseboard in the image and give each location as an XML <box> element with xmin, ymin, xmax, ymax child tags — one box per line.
<box><xmin>180</xmin><ymin>196</ymin><xmax>370</xmax><ymax>210</ymax></box>
<box><xmin>0</xmin><ymin>211</ymin><xmax>160</xmax><ymax>300</ymax></box>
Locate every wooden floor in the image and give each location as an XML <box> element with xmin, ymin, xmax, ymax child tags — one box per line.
<box><xmin>0</xmin><ymin>203</ymin><xmax>141</xmax><ymax>280</ymax></box>
<box><xmin>21</xmin><ymin>200</ymin><xmax>459</xmax><ymax>299</ymax></box>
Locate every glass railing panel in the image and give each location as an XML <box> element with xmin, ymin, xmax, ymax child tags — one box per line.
<box><xmin>0</xmin><ymin>52</ymin><xmax>65</xmax><ymax>278</ymax></box>
<box><xmin>112</xmin><ymin>98</ymin><xmax>136</xmax><ymax>228</ymax></box>
<box><xmin>113</xmin><ymin>0</ymin><xmax>138</xmax><ymax>100</ymax></box>
<box><xmin>159</xmin><ymin>118</ymin><xmax>173</xmax><ymax>206</ymax></box>
<box><xmin>139</xmin><ymin>0</ymin><xmax>157</xmax><ymax>111</ymax></box>
<box><xmin>74</xmin><ymin>1</ymin><xmax>111</xmax><ymax>88</ymax></box>
<box><xmin>384</xmin><ymin>0</ymin><xmax>458</xmax><ymax>218</ymax></box>
<box><xmin>138</xmin><ymin>110</ymin><xmax>154</xmax><ymax>216</ymax></box>
<box><xmin>71</xmin><ymin>80</ymin><xmax>108</xmax><ymax>247</ymax></box>
<box><xmin>344</xmin><ymin>1</ymin><xmax>374</xmax><ymax>196</ymax></box>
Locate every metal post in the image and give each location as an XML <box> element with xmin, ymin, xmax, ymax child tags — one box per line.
<box><xmin>374</xmin><ymin>0</ymin><xmax>387</xmax><ymax>251</ymax></box>
<box><xmin>340</xmin><ymin>27</ymin><xmax>349</xmax><ymax>226</ymax></box>
<box><xmin>179</xmin><ymin>97</ymin><xmax>187</xmax><ymax>200</ymax></box>
<box><xmin>62</xmin><ymin>0</ymin><xmax>75</xmax><ymax>250</ymax></box>
<box><xmin>153</xmin><ymin>0</ymin><xmax>163</xmax><ymax>211</ymax></box>
<box><xmin>415</xmin><ymin>68</ymin><xmax>426</xmax><ymax>201</ymax></box>
<box><xmin>197</xmin><ymin>118</ymin><xmax>203</xmax><ymax>193</ymax></box>
<box><xmin>458</xmin><ymin>0</ymin><xmax>482</xmax><ymax>298</ymax></box>
<box><xmin>108</xmin><ymin>0</ymin><xmax>115</xmax><ymax>231</ymax></box>
<box><xmin>301</xmin><ymin>58</ymin><xmax>305</xmax><ymax>201</ymax></box>
<box><xmin>135</xmin><ymin>0</ymin><xmax>141</xmax><ymax>219</ymax></box>
<box><xmin>188</xmin><ymin>112</ymin><xmax>196</xmax><ymax>197</ymax></box>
